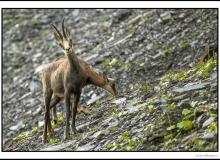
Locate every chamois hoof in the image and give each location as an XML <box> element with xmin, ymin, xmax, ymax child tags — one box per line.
<box><xmin>64</xmin><ymin>130</ymin><xmax>70</xmax><ymax>140</ymax></box>
<box><xmin>42</xmin><ymin>137</ymin><xmax>48</xmax><ymax>144</ymax></box>
<box><xmin>64</xmin><ymin>135</ymin><xmax>70</xmax><ymax>140</ymax></box>
<box><xmin>71</xmin><ymin>127</ymin><xmax>77</xmax><ymax>135</ymax></box>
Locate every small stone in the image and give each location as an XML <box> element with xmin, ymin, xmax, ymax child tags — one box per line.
<box><xmin>111</xmin><ymin>97</ymin><xmax>126</xmax><ymax>105</ymax></box>
<box><xmin>182</xmin><ymin>132</ymin><xmax>197</xmax><ymax>143</ymax></box>
<box><xmin>146</xmin><ymin>43</ymin><xmax>153</xmax><ymax>50</ymax></box>
<box><xmin>173</xmin><ymin>81</ymin><xmax>211</xmax><ymax>93</ymax></box>
<box><xmin>86</xmin><ymin>93</ymin><xmax>105</xmax><ymax>105</ymax></box>
<box><xmin>202</xmin><ymin>133</ymin><xmax>215</xmax><ymax>140</ymax></box>
<box><xmin>25</xmin><ymin>110</ymin><xmax>32</xmax><ymax>116</ymax></box>
<box><xmin>210</xmin><ymin>71</ymin><xmax>217</xmax><ymax>80</ymax></box>
<box><xmin>72</xmin><ymin>9</ymin><xmax>79</xmax><ymax>17</ymax></box>
<box><xmin>76</xmin><ymin>143</ymin><xmax>96</xmax><ymax>151</ymax></box>
<box><xmin>10</xmin><ymin>121</ymin><xmax>25</xmax><ymax>131</ymax></box>
<box><xmin>160</xmin><ymin>11</ymin><xmax>172</xmax><ymax>20</ymax></box>
<box><xmin>41</xmin><ymin>141</ymin><xmax>76</xmax><ymax>151</ymax></box>
<box><xmin>84</xmin><ymin>53</ymin><xmax>99</xmax><ymax>62</ymax></box>
<box><xmin>172</xmin><ymin>94</ymin><xmax>188</xmax><ymax>102</ymax></box>
<box><xmin>110</xmin><ymin>119</ymin><xmax>119</xmax><ymax>127</ymax></box>
<box><xmin>152</xmin><ymin>51</ymin><xmax>165</xmax><ymax>60</ymax></box>
<box><xmin>126</xmin><ymin>103</ymin><xmax>138</xmax><ymax>113</ymax></box>
<box><xmin>38</xmin><ymin>121</ymin><xmax>44</xmax><ymax>128</ymax></box>
<box><xmin>33</xmin><ymin>106</ymin><xmax>42</xmax><ymax>116</ymax></box>
<box><xmin>91</xmin><ymin>130</ymin><xmax>110</xmax><ymax>140</ymax></box>
<box><xmin>202</xmin><ymin>117</ymin><xmax>215</xmax><ymax>128</ymax></box>
<box><xmin>179</xmin><ymin>13</ymin><xmax>186</xmax><ymax>18</ymax></box>
<box><xmin>29</xmin><ymin>80</ymin><xmax>40</xmax><ymax>92</ymax></box>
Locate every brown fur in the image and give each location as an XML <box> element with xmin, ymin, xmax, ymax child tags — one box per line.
<box><xmin>42</xmin><ymin>20</ymin><xmax>116</xmax><ymax>143</ymax></box>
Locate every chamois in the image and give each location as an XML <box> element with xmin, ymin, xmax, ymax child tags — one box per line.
<box><xmin>41</xmin><ymin>20</ymin><xmax>117</xmax><ymax>143</ymax></box>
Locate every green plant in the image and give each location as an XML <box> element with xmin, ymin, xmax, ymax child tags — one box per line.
<box><xmin>16</xmin><ymin>133</ymin><xmax>27</xmax><ymax>141</ymax></box>
<box><xmin>30</xmin><ymin>127</ymin><xmax>38</xmax><ymax>135</ymax></box>
<box><xmin>179</xmin><ymin>40</ymin><xmax>189</xmax><ymax>50</ymax></box>
<box><xmin>191</xmin><ymin>138</ymin><xmax>205</xmax><ymax>151</ymax></box>
<box><xmin>177</xmin><ymin>120</ymin><xmax>192</xmax><ymax>131</ymax></box>
<box><xmin>148</xmin><ymin>105</ymin><xmax>155</xmax><ymax>114</ymax></box>
<box><xmin>163</xmin><ymin>47</ymin><xmax>175</xmax><ymax>56</ymax></box>
<box><xmin>58</xmin><ymin>113</ymin><xmax>64</xmax><ymax>124</ymax></box>
<box><xmin>182</xmin><ymin>108</ymin><xmax>192</xmax><ymax>116</ymax></box>
<box><xmin>196</xmin><ymin>58</ymin><xmax>216</xmax><ymax>78</ymax></box>
<box><xmin>51</xmin><ymin>120</ymin><xmax>56</xmax><ymax>130</ymax></box>
<box><xmin>167</xmin><ymin>125</ymin><xmax>176</xmax><ymax>131</ymax></box>
<box><xmin>207</xmin><ymin>122</ymin><xmax>217</xmax><ymax>133</ymax></box>
<box><xmin>50</xmin><ymin>138</ymin><xmax>58</xmax><ymax>145</ymax></box>
<box><xmin>165</xmin><ymin>103</ymin><xmax>176</xmax><ymax>111</ymax></box>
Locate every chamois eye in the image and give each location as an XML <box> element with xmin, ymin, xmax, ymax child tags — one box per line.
<box><xmin>59</xmin><ymin>44</ymin><xmax>64</xmax><ymax>49</ymax></box>
<box><xmin>66</xmin><ymin>47</ymin><xmax>71</xmax><ymax>52</ymax></box>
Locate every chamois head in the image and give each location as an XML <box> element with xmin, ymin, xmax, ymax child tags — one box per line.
<box><xmin>51</xmin><ymin>19</ymin><xmax>73</xmax><ymax>56</ymax></box>
<box><xmin>101</xmin><ymin>73</ymin><xmax>117</xmax><ymax>96</ymax></box>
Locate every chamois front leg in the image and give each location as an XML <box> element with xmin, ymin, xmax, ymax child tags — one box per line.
<box><xmin>71</xmin><ymin>92</ymin><xmax>81</xmax><ymax>134</ymax></box>
<box><xmin>64</xmin><ymin>91</ymin><xmax>71</xmax><ymax>140</ymax></box>
<box><xmin>43</xmin><ymin>90</ymin><xmax>52</xmax><ymax>144</ymax></box>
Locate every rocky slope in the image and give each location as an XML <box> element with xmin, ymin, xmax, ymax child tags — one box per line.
<box><xmin>2</xmin><ymin>9</ymin><xmax>217</xmax><ymax>151</ymax></box>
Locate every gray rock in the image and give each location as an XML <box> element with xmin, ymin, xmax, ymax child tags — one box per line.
<box><xmin>76</xmin><ymin>121</ymin><xmax>90</xmax><ymax>131</ymax></box>
<box><xmin>76</xmin><ymin>142</ymin><xmax>96</xmax><ymax>151</ymax></box>
<box><xmin>126</xmin><ymin>103</ymin><xmax>139</xmax><ymax>113</ymax></box>
<box><xmin>152</xmin><ymin>51</ymin><xmax>165</xmax><ymax>60</ymax></box>
<box><xmin>172</xmin><ymin>94</ymin><xmax>188</xmax><ymax>102</ymax></box>
<box><xmin>41</xmin><ymin>141</ymin><xmax>76</xmax><ymax>151</ymax></box>
<box><xmin>111</xmin><ymin>97</ymin><xmax>126</xmax><ymax>105</ymax></box>
<box><xmin>24</xmin><ymin>110</ymin><xmax>32</xmax><ymax>116</ymax></box>
<box><xmin>9</xmin><ymin>121</ymin><xmax>25</xmax><ymax>131</ymax></box>
<box><xmin>210</xmin><ymin>71</ymin><xmax>217</xmax><ymax>80</ymax></box>
<box><xmin>110</xmin><ymin>119</ymin><xmax>120</xmax><ymax>127</ymax></box>
<box><xmin>202</xmin><ymin>117</ymin><xmax>215</xmax><ymax>128</ymax></box>
<box><xmin>86</xmin><ymin>93</ymin><xmax>105</xmax><ymax>105</ymax></box>
<box><xmin>91</xmin><ymin>129</ymin><xmax>110</xmax><ymax>140</ymax></box>
<box><xmin>33</xmin><ymin>106</ymin><xmax>42</xmax><ymax>116</ymax></box>
<box><xmin>181</xmin><ymin>132</ymin><xmax>197</xmax><ymax>142</ymax></box>
<box><xmin>84</xmin><ymin>53</ymin><xmax>99</xmax><ymax>62</ymax></box>
<box><xmin>146</xmin><ymin>43</ymin><xmax>153</xmax><ymax>50</ymax></box>
<box><xmin>72</xmin><ymin>9</ymin><xmax>79</xmax><ymax>17</ymax></box>
<box><xmin>38</xmin><ymin>121</ymin><xmax>44</xmax><ymax>128</ymax></box>
<box><xmin>202</xmin><ymin>133</ymin><xmax>215</xmax><ymax>140</ymax></box>
<box><xmin>160</xmin><ymin>11</ymin><xmax>173</xmax><ymax>21</ymax></box>
<box><xmin>173</xmin><ymin>81</ymin><xmax>211</xmax><ymax>93</ymax></box>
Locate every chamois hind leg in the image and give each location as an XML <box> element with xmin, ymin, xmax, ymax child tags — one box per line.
<box><xmin>43</xmin><ymin>90</ymin><xmax>52</xmax><ymax>144</ymax></box>
<box><xmin>64</xmin><ymin>91</ymin><xmax>71</xmax><ymax>140</ymax></box>
<box><xmin>71</xmin><ymin>92</ymin><xmax>81</xmax><ymax>134</ymax></box>
<box><xmin>50</xmin><ymin>96</ymin><xmax>61</xmax><ymax>125</ymax></box>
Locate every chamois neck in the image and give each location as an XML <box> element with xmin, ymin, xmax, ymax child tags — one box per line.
<box><xmin>66</xmin><ymin>53</ymin><xmax>80</xmax><ymax>72</ymax></box>
<box><xmin>88</xmin><ymin>70</ymin><xmax>105</xmax><ymax>87</ymax></box>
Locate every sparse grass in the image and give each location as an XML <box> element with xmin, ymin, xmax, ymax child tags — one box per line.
<box><xmin>100</xmin><ymin>58</ymin><xmax>119</xmax><ymax>72</ymax></box>
<box><xmin>105</xmin><ymin>130</ymin><xmax>138</xmax><ymax>151</ymax></box>
<box><xmin>50</xmin><ymin>138</ymin><xmax>58</xmax><ymax>145</ymax></box>
<box><xmin>196</xmin><ymin>58</ymin><xmax>217</xmax><ymax>79</ymax></box>
<box><xmin>15</xmin><ymin>127</ymin><xmax>39</xmax><ymax>142</ymax></box>
<box><xmin>179</xmin><ymin>40</ymin><xmax>190</xmax><ymax>50</ymax></box>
